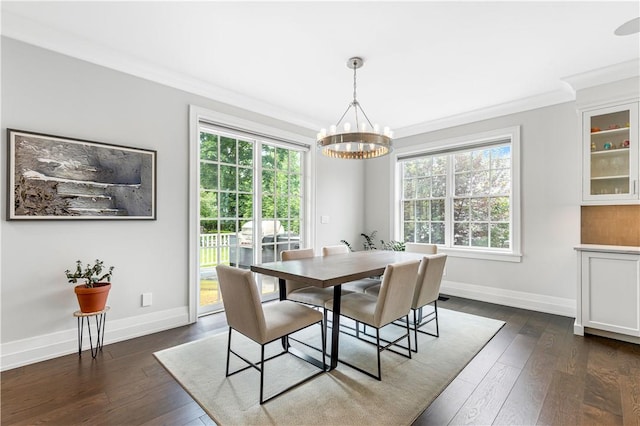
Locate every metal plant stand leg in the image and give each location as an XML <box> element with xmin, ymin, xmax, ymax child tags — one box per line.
<box><xmin>74</xmin><ymin>306</ymin><xmax>110</xmax><ymax>359</ymax></box>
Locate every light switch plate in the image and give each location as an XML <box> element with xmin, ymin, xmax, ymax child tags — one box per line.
<box><xmin>142</xmin><ymin>292</ymin><xmax>152</xmax><ymax>307</ymax></box>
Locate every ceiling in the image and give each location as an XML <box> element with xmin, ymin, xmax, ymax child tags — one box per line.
<box><xmin>2</xmin><ymin>1</ymin><xmax>639</xmax><ymax>137</ymax></box>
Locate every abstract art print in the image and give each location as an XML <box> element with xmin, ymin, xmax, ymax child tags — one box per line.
<box><xmin>7</xmin><ymin>129</ymin><xmax>156</xmax><ymax>220</ymax></box>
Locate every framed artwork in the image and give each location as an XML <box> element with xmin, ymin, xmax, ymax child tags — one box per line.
<box><xmin>7</xmin><ymin>129</ymin><xmax>157</xmax><ymax>220</ymax></box>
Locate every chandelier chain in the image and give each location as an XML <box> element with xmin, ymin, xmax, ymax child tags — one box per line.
<box><xmin>352</xmin><ymin>60</ymin><xmax>360</xmax><ymax>128</ymax></box>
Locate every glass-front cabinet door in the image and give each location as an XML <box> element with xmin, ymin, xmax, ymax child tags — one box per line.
<box><xmin>583</xmin><ymin>102</ymin><xmax>639</xmax><ymax>203</ymax></box>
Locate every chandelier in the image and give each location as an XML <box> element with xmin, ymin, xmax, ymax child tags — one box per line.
<box><xmin>317</xmin><ymin>57</ymin><xmax>393</xmax><ymax>159</ymax></box>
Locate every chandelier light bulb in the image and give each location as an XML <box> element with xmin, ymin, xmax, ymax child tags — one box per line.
<box><xmin>344</xmin><ymin>122</ymin><xmax>351</xmax><ymax>132</ymax></box>
<box><xmin>329</xmin><ymin>125</ymin><xmax>337</xmax><ymax>135</ymax></box>
<box><xmin>374</xmin><ymin>123</ymin><xmax>380</xmax><ymax>133</ymax></box>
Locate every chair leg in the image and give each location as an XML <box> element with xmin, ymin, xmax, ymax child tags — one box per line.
<box><xmin>434</xmin><ymin>300</ymin><xmax>440</xmax><ymax>337</ymax></box>
<box><xmin>259</xmin><ymin>344</ymin><xmax>266</xmax><ymax>404</ymax></box>
<box><xmin>405</xmin><ymin>315</ymin><xmax>412</xmax><ymax>359</ymax></box>
<box><xmin>323</xmin><ymin>307</ymin><xmax>328</xmax><ymax>354</ymax></box>
<box><xmin>321</xmin><ymin>319</ymin><xmax>327</xmax><ymax>371</ymax></box>
<box><xmin>225</xmin><ymin>327</ymin><xmax>232</xmax><ymax>376</ymax></box>
<box><xmin>412</xmin><ymin>309</ymin><xmax>419</xmax><ymax>353</ymax></box>
<box><xmin>413</xmin><ymin>302</ymin><xmax>440</xmax><ymax>340</ymax></box>
<box><xmin>376</xmin><ymin>328</ymin><xmax>382</xmax><ymax>381</ymax></box>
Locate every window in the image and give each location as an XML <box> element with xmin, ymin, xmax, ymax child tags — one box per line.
<box><xmin>394</xmin><ymin>127</ymin><xmax>520</xmax><ymax>261</ymax></box>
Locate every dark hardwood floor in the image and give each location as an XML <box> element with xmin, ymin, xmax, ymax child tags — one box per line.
<box><xmin>2</xmin><ymin>296</ymin><xmax>639</xmax><ymax>425</ymax></box>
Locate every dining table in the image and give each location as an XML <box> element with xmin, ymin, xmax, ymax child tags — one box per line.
<box><xmin>250</xmin><ymin>249</ymin><xmax>425</xmax><ymax>370</ymax></box>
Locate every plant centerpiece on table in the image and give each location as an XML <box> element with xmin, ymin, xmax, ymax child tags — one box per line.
<box><xmin>66</xmin><ymin>259</ymin><xmax>114</xmax><ymax>313</ymax></box>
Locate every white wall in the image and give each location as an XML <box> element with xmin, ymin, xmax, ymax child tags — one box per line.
<box><xmin>365</xmin><ymin>103</ymin><xmax>582</xmax><ymax>315</ymax></box>
<box><xmin>0</xmin><ymin>38</ymin><xmax>365</xmax><ymax>369</ymax></box>
<box><xmin>314</xmin><ymin>156</ymin><xmax>365</xmax><ymax>251</ymax></box>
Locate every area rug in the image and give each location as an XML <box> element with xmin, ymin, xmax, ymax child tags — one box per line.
<box><xmin>154</xmin><ymin>308</ymin><xmax>504</xmax><ymax>425</ymax></box>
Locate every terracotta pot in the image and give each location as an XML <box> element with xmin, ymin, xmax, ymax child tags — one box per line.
<box><xmin>74</xmin><ymin>283</ymin><xmax>111</xmax><ymax>313</ymax></box>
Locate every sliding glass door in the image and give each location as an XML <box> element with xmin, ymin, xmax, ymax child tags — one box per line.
<box><xmin>198</xmin><ymin>124</ymin><xmax>305</xmax><ymax>315</ymax></box>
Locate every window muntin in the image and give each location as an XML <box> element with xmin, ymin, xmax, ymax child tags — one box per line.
<box><xmin>398</xmin><ymin>133</ymin><xmax>516</xmax><ymax>256</ymax></box>
<box><xmin>198</xmin><ymin>127</ymin><xmax>305</xmax><ymax>311</ymax></box>
<box><xmin>402</xmin><ymin>155</ymin><xmax>447</xmax><ymax>245</ymax></box>
<box><xmin>451</xmin><ymin>145</ymin><xmax>511</xmax><ymax>249</ymax></box>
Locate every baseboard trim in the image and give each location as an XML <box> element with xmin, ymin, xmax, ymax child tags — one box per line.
<box><xmin>2</xmin><ymin>283</ymin><xmax>577</xmax><ymax>370</ymax></box>
<box><xmin>0</xmin><ymin>307</ymin><xmax>190</xmax><ymax>371</ymax></box>
<box><xmin>441</xmin><ymin>280</ymin><xmax>576</xmax><ymax>318</ymax></box>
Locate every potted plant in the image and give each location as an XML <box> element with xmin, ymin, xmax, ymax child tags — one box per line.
<box><xmin>66</xmin><ymin>259</ymin><xmax>114</xmax><ymax>313</ymax></box>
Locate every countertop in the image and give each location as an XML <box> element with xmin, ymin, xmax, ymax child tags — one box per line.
<box><xmin>574</xmin><ymin>244</ymin><xmax>640</xmax><ymax>254</ymax></box>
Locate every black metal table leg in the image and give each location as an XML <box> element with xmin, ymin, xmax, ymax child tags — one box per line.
<box><xmin>278</xmin><ymin>278</ymin><xmax>289</xmax><ymax>350</ymax></box>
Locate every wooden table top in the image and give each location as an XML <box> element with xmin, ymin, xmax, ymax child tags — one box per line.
<box><xmin>250</xmin><ymin>250</ymin><xmax>424</xmax><ymax>288</ymax></box>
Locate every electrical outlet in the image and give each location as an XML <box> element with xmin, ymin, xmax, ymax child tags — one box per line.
<box><xmin>142</xmin><ymin>292</ymin><xmax>152</xmax><ymax>307</ymax></box>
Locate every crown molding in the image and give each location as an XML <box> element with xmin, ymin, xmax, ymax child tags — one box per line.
<box><xmin>1</xmin><ymin>10</ymin><xmax>320</xmax><ymax>133</ymax></box>
<box><xmin>6</xmin><ymin>10</ymin><xmax>625</xmax><ymax>141</ymax></box>
<box><xmin>394</xmin><ymin>89</ymin><xmax>575</xmax><ymax>138</ymax></box>
<box><xmin>562</xmin><ymin>58</ymin><xmax>640</xmax><ymax>92</ymax></box>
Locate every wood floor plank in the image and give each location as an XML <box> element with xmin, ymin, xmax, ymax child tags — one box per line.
<box><xmin>518</xmin><ymin>311</ymin><xmax>551</xmax><ymax>338</ymax></box>
<box><xmin>139</xmin><ymin>401</ymin><xmax>207</xmax><ymax>426</ymax></box>
<box><xmin>536</xmin><ymin>371</ymin><xmax>585</xmax><ymax>425</ymax></box>
<box><xmin>619</xmin><ymin>368</ymin><xmax>640</xmax><ymax>426</ymax></box>
<box><xmin>535</xmin><ymin>315</ymin><xmax>572</xmax><ymax>356</ymax></box>
<box><xmin>449</xmin><ymin>361</ymin><xmax>521</xmax><ymax>425</ymax></box>
<box><xmin>555</xmin><ymin>333</ymin><xmax>590</xmax><ymax>378</ymax></box>
<box><xmin>584</xmin><ymin>336</ymin><xmax>624</xmax><ymax>416</ymax></box>
<box><xmin>88</xmin><ymin>379</ymin><xmax>194</xmax><ymax>425</ymax></box>
<box><xmin>493</xmin><ymin>351</ymin><xmax>557</xmax><ymax>425</ymax></box>
<box><xmin>199</xmin><ymin>414</ymin><xmax>216</xmax><ymax>425</ymax></box>
<box><xmin>454</xmin><ymin>327</ymin><xmax>513</xmax><ymax>385</ymax></box>
<box><xmin>581</xmin><ymin>402</ymin><xmax>624</xmax><ymax>425</ymax></box>
<box><xmin>412</xmin><ymin>376</ymin><xmax>476</xmax><ymax>425</ymax></box>
<box><xmin>497</xmin><ymin>333</ymin><xmax>538</xmax><ymax>369</ymax></box>
<box><xmin>11</xmin><ymin>392</ymin><xmax>111</xmax><ymax>426</ymax></box>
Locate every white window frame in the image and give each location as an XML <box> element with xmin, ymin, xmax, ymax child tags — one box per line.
<box><xmin>390</xmin><ymin>126</ymin><xmax>521</xmax><ymax>262</ymax></box>
<box><xmin>188</xmin><ymin>105</ymin><xmax>316</xmax><ymax>322</ymax></box>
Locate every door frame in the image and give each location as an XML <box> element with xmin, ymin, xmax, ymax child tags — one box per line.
<box><xmin>188</xmin><ymin>105</ymin><xmax>316</xmax><ymax>323</ymax></box>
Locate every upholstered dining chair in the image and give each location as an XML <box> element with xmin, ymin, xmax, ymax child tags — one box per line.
<box><xmin>325</xmin><ymin>259</ymin><xmax>420</xmax><ymax>380</ymax></box>
<box><xmin>281</xmin><ymin>248</ymin><xmax>350</xmax><ymax>338</ymax></box>
<box><xmin>404</xmin><ymin>242</ymin><xmax>438</xmax><ymax>254</ymax></box>
<box><xmin>216</xmin><ymin>265</ymin><xmax>325</xmax><ymax>404</ymax></box>
<box><xmin>321</xmin><ymin>244</ymin><xmax>381</xmax><ymax>293</ymax></box>
<box><xmin>282</xmin><ymin>248</ymin><xmax>336</xmax><ymax>310</ymax></box>
<box><xmin>365</xmin><ymin>254</ymin><xmax>447</xmax><ymax>352</ymax></box>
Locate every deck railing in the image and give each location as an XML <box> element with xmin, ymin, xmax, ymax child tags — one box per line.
<box><xmin>199</xmin><ymin>233</ymin><xmax>232</xmax><ymax>266</ymax></box>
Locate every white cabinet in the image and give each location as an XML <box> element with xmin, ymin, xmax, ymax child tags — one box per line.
<box><xmin>582</xmin><ymin>102</ymin><xmax>639</xmax><ymax>204</ymax></box>
<box><xmin>575</xmin><ymin>245</ymin><xmax>640</xmax><ymax>339</ymax></box>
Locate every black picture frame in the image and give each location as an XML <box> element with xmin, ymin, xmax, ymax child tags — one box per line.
<box><xmin>7</xmin><ymin>129</ymin><xmax>157</xmax><ymax>220</ymax></box>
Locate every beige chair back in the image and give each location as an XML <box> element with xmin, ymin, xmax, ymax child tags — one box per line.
<box><xmin>322</xmin><ymin>245</ymin><xmax>349</xmax><ymax>256</ymax></box>
<box><xmin>412</xmin><ymin>254</ymin><xmax>447</xmax><ymax>309</ymax></box>
<box><xmin>281</xmin><ymin>248</ymin><xmax>315</xmax><ymax>295</ymax></box>
<box><xmin>374</xmin><ymin>260</ymin><xmax>420</xmax><ymax>327</ymax></box>
<box><xmin>216</xmin><ymin>265</ymin><xmax>266</xmax><ymax>343</ymax></box>
<box><xmin>405</xmin><ymin>242</ymin><xmax>437</xmax><ymax>254</ymax></box>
